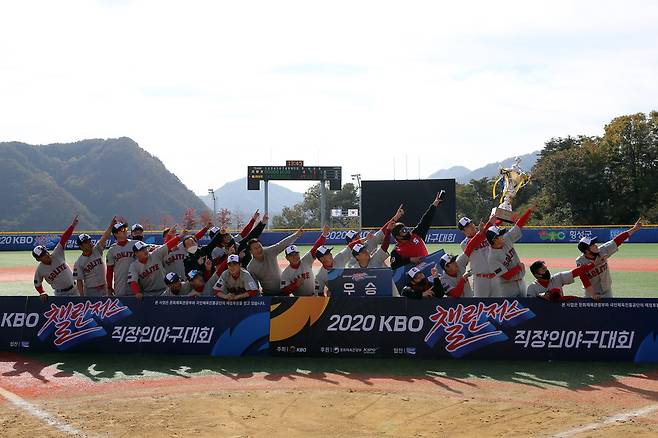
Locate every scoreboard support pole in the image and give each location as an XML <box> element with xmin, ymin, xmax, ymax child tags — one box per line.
<box><xmin>264</xmin><ymin>180</ymin><xmax>269</xmax><ymax>230</ymax></box>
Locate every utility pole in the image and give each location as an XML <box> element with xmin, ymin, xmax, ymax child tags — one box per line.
<box><xmin>351</xmin><ymin>173</ymin><xmax>362</xmax><ymax>230</ymax></box>
<box><xmin>207</xmin><ymin>188</ymin><xmax>216</xmax><ymax>217</ymax></box>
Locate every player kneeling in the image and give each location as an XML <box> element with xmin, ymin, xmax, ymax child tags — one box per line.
<box><xmin>527</xmin><ymin>261</ymin><xmax>594</xmax><ymax>302</ymax></box>
<box><xmin>401</xmin><ymin>267</ymin><xmax>446</xmax><ymax>299</ymax></box>
<box><xmin>213</xmin><ymin>255</ymin><xmax>260</xmax><ymax>300</ymax></box>
<box><xmin>162</xmin><ymin>272</ymin><xmax>192</xmax><ymax>296</ymax></box>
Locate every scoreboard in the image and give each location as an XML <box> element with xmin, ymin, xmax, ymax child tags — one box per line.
<box><xmin>247</xmin><ymin>166</ymin><xmax>342</xmax><ymax>190</ymax></box>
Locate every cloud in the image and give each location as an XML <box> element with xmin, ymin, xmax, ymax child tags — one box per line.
<box><xmin>1</xmin><ymin>0</ymin><xmax>657</xmax><ymax>195</ymax></box>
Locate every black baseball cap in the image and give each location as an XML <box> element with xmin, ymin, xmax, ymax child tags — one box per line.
<box><xmin>315</xmin><ymin>246</ymin><xmax>333</xmax><ymax>259</ymax></box>
<box><xmin>132</xmin><ymin>241</ymin><xmax>149</xmax><ymax>252</ymax></box>
<box><xmin>457</xmin><ymin>217</ymin><xmax>472</xmax><ymax>230</ymax></box>
<box><xmin>345</xmin><ymin>230</ymin><xmax>358</xmax><ymax>243</ymax></box>
<box><xmin>208</xmin><ymin>226</ymin><xmax>221</xmax><ymax>239</ymax></box>
<box><xmin>351</xmin><ymin>243</ymin><xmax>368</xmax><ymax>258</ymax></box>
<box><xmin>32</xmin><ymin>245</ymin><xmax>48</xmax><ymax>259</ymax></box>
<box><xmin>131</xmin><ymin>224</ymin><xmax>144</xmax><ymax>232</ymax></box>
<box><xmin>486</xmin><ymin>226</ymin><xmax>507</xmax><ymax>244</ymax></box>
<box><xmin>439</xmin><ymin>253</ymin><xmax>457</xmax><ymax>270</ymax></box>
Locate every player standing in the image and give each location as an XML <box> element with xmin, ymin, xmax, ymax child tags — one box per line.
<box><xmin>458</xmin><ymin>216</ymin><xmax>500</xmax><ymax>297</ymax></box>
<box><xmin>33</xmin><ymin>215</ymin><xmax>80</xmax><ymax>301</ymax></box>
<box><xmin>106</xmin><ymin>221</ymin><xmax>138</xmax><ymax>296</ymax></box>
<box><xmin>487</xmin><ymin>207</ymin><xmax>533</xmax><ymax>297</ymax></box>
<box><xmin>246</xmin><ymin>228</ymin><xmax>303</xmax><ymax>295</ymax></box>
<box><xmin>73</xmin><ymin>217</ymin><xmax>116</xmax><ymax>296</ymax></box>
<box><xmin>128</xmin><ymin>233</ymin><xmax>182</xmax><ymax>298</ymax></box>
<box><xmin>280</xmin><ymin>231</ymin><xmax>327</xmax><ymax>296</ymax></box>
<box><xmin>576</xmin><ymin>219</ymin><xmax>643</xmax><ymax>299</ymax></box>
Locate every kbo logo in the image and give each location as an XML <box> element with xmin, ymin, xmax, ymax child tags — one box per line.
<box><xmin>1</xmin><ymin>313</ymin><xmax>39</xmax><ymax>328</ymax></box>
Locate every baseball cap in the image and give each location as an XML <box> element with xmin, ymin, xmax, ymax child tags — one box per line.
<box><xmin>164</xmin><ymin>272</ymin><xmax>180</xmax><ymax>285</ymax></box>
<box><xmin>112</xmin><ymin>222</ymin><xmax>129</xmax><ymax>234</ymax></box>
<box><xmin>76</xmin><ymin>233</ymin><xmax>92</xmax><ymax>246</ymax></box>
<box><xmin>407</xmin><ymin>267</ymin><xmax>422</xmax><ymax>279</ymax></box>
<box><xmin>578</xmin><ymin>236</ymin><xmax>598</xmax><ymax>253</ymax></box>
<box><xmin>187</xmin><ymin>269</ymin><xmax>202</xmax><ymax>280</ymax></box>
<box><xmin>284</xmin><ymin>245</ymin><xmax>300</xmax><ymax>256</ymax></box>
<box><xmin>132</xmin><ymin>241</ymin><xmax>148</xmax><ymax>252</ymax></box>
<box><xmin>131</xmin><ymin>224</ymin><xmax>144</xmax><ymax>232</ymax></box>
<box><xmin>439</xmin><ymin>253</ymin><xmax>457</xmax><ymax>270</ymax></box>
<box><xmin>315</xmin><ymin>245</ymin><xmax>333</xmax><ymax>259</ymax></box>
<box><xmin>457</xmin><ymin>217</ymin><xmax>472</xmax><ymax>230</ymax></box>
<box><xmin>345</xmin><ymin>230</ymin><xmax>358</xmax><ymax>242</ymax></box>
<box><xmin>32</xmin><ymin>245</ymin><xmax>47</xmax><ymax>259</ymax></box>
<box><xmin>486</xmin><ymin>226</ymin><xmax>507</xmax><ymax>244</ymax></box>
<box><xmin>208</xmin><ymin>226</ymin><xmax>221</xmax><ymax>239</ymax></box>
<box><xmin>351</xmin><ymin>243</ymin><xmax>367</xmax><ymax>258</ymax></box>
<box><xmin>227</xmin><ymin>254</ymin><xmax>240</xmax><ymax>264</ymax></box>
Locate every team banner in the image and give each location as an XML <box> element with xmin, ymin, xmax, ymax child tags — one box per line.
<box><xmin>269</xmin><ymin>297</ymin><xmax>658</xmax><ymax>362</ymax></box>
<box><xmin>392</xmin><ymin>250</ymin><xmax>446</xmax><ymax>292</ymax></box>
<box><xmin>0</xmin><ymin>296</ymin><xmax>271</xmax><ymax>356</ymax></box>
<box><xmin>327</xmin><ymin>268</ymin><xmax>393</xmax><ymax>297</ymax></box>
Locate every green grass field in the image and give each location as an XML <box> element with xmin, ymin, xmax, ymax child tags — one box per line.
<box><xmin>1</xmin><ymin>243</ymin><xmax>656</xmax><ymax>298</ymax></box>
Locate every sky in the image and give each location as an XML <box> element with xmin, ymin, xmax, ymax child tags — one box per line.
<box><xmin>2</xmin><ymin>1</ymin><xmax>658</xmax><ymax>195</ymax></box>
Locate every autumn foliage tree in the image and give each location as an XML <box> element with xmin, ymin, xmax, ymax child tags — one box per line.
<box><xmin>182</xmin><ymin>208</ymin><xmax>197</xmax><ymax>229</ymax></box>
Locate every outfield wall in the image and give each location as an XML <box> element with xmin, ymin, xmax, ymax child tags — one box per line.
<box><xmin>1</xmin><ymin>296</ymin><xmax>658</xmax><ymax>363</ymax></box>
<box><xmin>1</xmin><ymin>227</ymin><xmax>657</xmax><ymax>251</ymax></box>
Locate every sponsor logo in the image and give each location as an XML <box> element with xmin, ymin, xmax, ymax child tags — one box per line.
<box><xmin>37</xmin><ymin>299</ymin><xmax>132</xmax><ymax>350</ymax></box>
<box><xmin>538</xmin><ymin>230</ymin><xmax>566</xmax><ymax>242</ymax></box>
<box><xmin>424</xmin><ymin>300</ymin><xmax>535</xmax><ymax>358</ymax></box>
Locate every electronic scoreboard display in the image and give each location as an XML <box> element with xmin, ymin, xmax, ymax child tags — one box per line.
<box><xmin>248</xmin><ymin>166</ymin><xmax>342</xmax><ymax>190</ymax></box>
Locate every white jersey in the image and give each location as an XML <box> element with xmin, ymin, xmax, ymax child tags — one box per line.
<box><xmin>34</xmin><ymin>243</ymin><xmax>75</xmax><ymax>294</ymax></box>
<box><xmin>360</xmin><ymin>248</ymin><xmax>389</xmax><ymax>269</ymax></box>
<box><xmin>127</xmin><ymin>244</ymin><xmax>170</xmax><ymax>295</ymax></box>
<box><xmin>214</xmin><ymin>269</ymin><xmax>258</xmax><ymax>295</ymax></box>
<box><xmin>315</xmin><ymin>246</ymin><xmax>353</xmax><ymax>295</ymax></box>
<box><xmin>488</xmin><ymin>225</ymin><xmax>524</xmax><ymax>283</ymax></box>
<box><xmin>439</xmin><ymin>254</ymin><xmax>473</xmax><ymax>297</ymax></box>
<box><xmin>161</xmin><ymin>282</ymin><xmax>193</xmax><ymax>297</ymax></box>
<box><xmin>527</xmin><ymin>271</ymin><xmax>574</xmax><ymax>298</ymax></box>
<box><xmin>163</xmin><ymin>243</ymin><xmax>187</xmax><ymax>279</ymax></box>
<box><xmin>576</xmin><ymin>240</ymin><xmax>618</xmax><ymax>298</ymax></box>
<box><xmin>460</xmin><ymin>236</ymin><xmax>491</xmax><ymax>274</ymax></box>
<box><xmin>281</xmin><ymin>250</ymin><xmax>316</xmax><ymax>296</ymax></box>
<box><xmin>73</xmin><ymin>242</ymin><xmax>107</xmax><ymax>290</ymax></box>
<box><xmin>106</xmin><ymin>240</ymin><xmax>137</xmax><ymax>296</ymax></box>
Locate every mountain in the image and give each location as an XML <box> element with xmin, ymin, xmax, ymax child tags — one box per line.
<box><xmin>198</xmin><ymin>178</ymin><xmax>303</xmax><ymax>217</ymax></box>
<box><xmin>429</xmin><ymin>151</ymin><xmax>540</xmax><ymax>183</ymax></box>
<box><xmin>0</xmin><ymin>138</ymin><xmax>209</xmax><ymax>231</ymax></box>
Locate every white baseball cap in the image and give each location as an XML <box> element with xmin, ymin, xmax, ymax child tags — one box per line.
<box><xmin>32</xmin><ymin>245</ymin><xmax>47</xmax><ymax>258</ymax></box>
<box><xmin>407</xmin><ymin>267</ymin><xmax>422</xmax><ymax>278</ymax></box>
<box><xmin>351</xmin><ymin>243</ymin><xmax>367</xmax><ymax>257</ymax></box>
<box><xmin>315</xmin><ymin>245</ymin><xmax>333</xmax><ymax>259</ymax></box>
<box><xmin>131</xmin><ymin>224</ymin><xmax>144</xmax><ymax>232</ymax></box>
<box><xmin>345</xmin><ymin>230</ymin><xmax>358</xmax><ymax>241</ymax></box>
<box><xmin>227</xmin><ymin>254</ymin><xmax>240</xmax><ymax>264</ymax></box>
<box><xmin>284</xmin><ymin>245</ymin><xmax>300</xmax><ymax>256</ymax></box>
<box><xmin>440</xmin><ymin>253</ymin><xmax>457</xmax><ymax>270</ymax></box>
<box><xmin>458</xmin><ymin>217</ymin><xmax>472</xmax><ymax>230</ymax></box>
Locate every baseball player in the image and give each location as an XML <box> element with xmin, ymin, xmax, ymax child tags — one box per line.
<box><xmin>401</xmin><ymin>266</ymin><xmax>446</xmax><ymax>299</ymax></box>
<box><xmin>280</xmin><ymin>231</ymin><xmax>327</xmax><ymax>296</ymax></box>
<box><xmin>351</xmin><ymin>241</ymin><xmax>390</xmax><ymax>269</ymax></box>
<box><xmin>487</xmin><ymin>207</ymin><xmax>534</xmax><ymax>297</ymax></box>
<box><xmin>439</xmin><ymin>218</ymin><xmax>491</xmax><ymax>298</ymax></box>
<box><xmin>458</xmin><ymin>216</ymin><xmax>500</xmax><ymax>298</ymax></box>
<box><xmin>246</xmin><ymin>228</ymin><xmax>303</xmax><ymax>295</ymax></box>
<box><xmin>390</xmin><ymin>192</ymin><xmax>444</xmax><ymax>269</ymax></box>
<box><xmin>213</xmin><ymin>254</ymin><xmax>260</xmax><ymax>300</ymax></box>
<box><xmin>162</xmin><ymin>272</ymin><xmax>193</xmax><ymax>296</ymax></box>
<box><xmin>106</xmin><ymin>222</ymin><xmax>138</xmax><ymax>296</ymax></box>
<box><xmin>527</xmin><ymin>261</ymin><xmax>594</xmax><ymax>301</ymax></box>
<box><xmin>163</xmin><ymin>223</ymin><xmax>210</xmax><ymax>278</ymax></box>
<box><xmin>128</xmin><ymin>233</ymin><xmax>181</xmax><ymax>298</ymax></box>
<box><xmin>182</xmin><ymin>222</ymin><xmax>230</xmax><ymax>279</ymax></box>
<box><xmin>576</xmin><ymin>219</ymin><xmax>643</xmax><ymax>299</ymax></box>
<box><xmin>186</xmin><ymin>266</ymin><xmax>219</xmax><ymax>297</ymax></box>
<box><xmin>314</xmin><ymin>226</ymin><xmax>366</xmax><ymax>296</ymax></box>
<box><xmin>33</xmin><ymin>215</ymin><xmax>80</xmax><ymax>301</ymax></box>
<box><xmin>130</xmin><ymin>224</ymin><xmax>144</xmax><ymax>241</ymax></box>
<box><xmin>73</xmin><ymin>217</ymin><xmax>117</xmax><ymax>296</ymax></box>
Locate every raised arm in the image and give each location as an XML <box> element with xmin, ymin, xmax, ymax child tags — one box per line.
<box><xmin>614</xmin><ymin>218</ymin><xmax>642</xmax><ymax>247</ymax></box>
<box><xmin>240</xmin><ymin>210</ymin><xmax>260</xmax><ymax>238</ymax></box>
<box><xmin>310</xmin><ymin>226</ymin><xmax>329</xmax><ymax>259</ymax></box>
<box><xmin>194</xmin><ymin>222</ymin><xmax>212</xmax><ymax>241</ymax></box>
<box><xmin>98</xmin><ymin>217</ymin><xmax>117</xmax><ymax>250</ymax></box>
<box><xmin>60</xmin><ymin>215</ymin><xmax>79</xmax><ymax>248</ymax></box>
<box><xmin>412</xmin><ymin>192</ymin><xmax>442</xmax><ymax>240</ymax></box>
<box><xmin>270</xmin><ymin>228</ymin><xmax>303</xmax><ymax>254</ymax></box>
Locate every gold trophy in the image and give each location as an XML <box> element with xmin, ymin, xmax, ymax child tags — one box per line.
<box><xmin>492</xmin><ymin>157</ymin><xmax>531</xmax><ymax>223</ymax></box>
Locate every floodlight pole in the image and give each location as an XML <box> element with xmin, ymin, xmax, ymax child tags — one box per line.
<box><xmin>320</xmin><ymin>179</ymin><xmax>326</xmax><ymax>230</ymax></box>
<box><xmin>351</xmin><ymin>174</ymin><xmax>362</xmax><ymax>230</ymax></box>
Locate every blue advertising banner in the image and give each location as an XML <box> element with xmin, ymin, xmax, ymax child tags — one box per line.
<box><xmin>0</xmin><ymin>297</ymin><xmax>270</xmax><ymax>356</ymax></box>
<box><xmin>1</xmin><ymin>227</ymin><xmax>657</xmax><ymax>251</ymax></box>
<box><xmin>327</xmin><ymin>268</ymin><xmax>392</xmax><ymax>297</ymax></box>
<box><xmin>269</xmin><ymin>297</ymin><xmax>658</xmax><ymax>362</ymax></box>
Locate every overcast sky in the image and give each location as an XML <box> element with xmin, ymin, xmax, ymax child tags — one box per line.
<box><xmin>2</xmin><ymin>1</ymin><xmax>658</xmax><ymax>194</ymax></box>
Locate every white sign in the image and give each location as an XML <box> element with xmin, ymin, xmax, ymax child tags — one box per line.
<box><xmin>347</xmin><ymin>209</ymin><xmax>359</xmax><ymax>217</ymax></box>
<box><xmin>331</xmin><ymin>209</ymin><xmax>343</xmax><ymax>218</ymax></box>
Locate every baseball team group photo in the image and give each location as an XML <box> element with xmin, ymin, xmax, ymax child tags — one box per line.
<box><xmin>2</xmin><ymin>1</ymin><xmax>658</xmax><ymax>437</ymax></box>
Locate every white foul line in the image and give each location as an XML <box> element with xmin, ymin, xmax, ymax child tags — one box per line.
<box><xmin>552</xmin><ymin>403</ymin><xmax>658</xmax><ymax>438</ymax></box>
<box><xmin>0</xmin><ymin>385</ymin><xmax>93</xmax><ymax>437</ymax></box>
